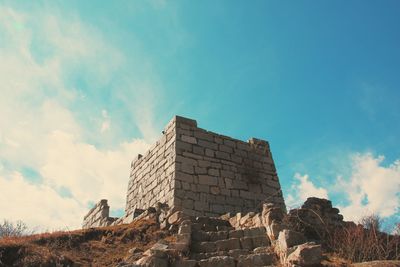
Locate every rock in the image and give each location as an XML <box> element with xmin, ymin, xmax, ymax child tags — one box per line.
<box><xmin>215</xmin><ymin>238</ymin><xmax>241</xmax><ymax>251</ymax></box>
<box><xmin>208</xmin><ymin>231</ymin><xmax>228</xmax><ymax>241</ymax></box>
<box><xmin>176</xmin><ymin>233</ymin><xmax>191</xmax><ymax>243</ymax></box>
<box><xmin>171</xmin><ymin>259</ymin><xmax>198</xmax><ymax>267</ymax></box>
<box><xmin>243</xmin><ymin>227</ymin><xmax>266</xmax><ymax>237</ymax></box>
<box><xmin>135</xmin><ymin>255</ymin><xmax>168</xmax><ymax>267</ymax></box>
<box><xmin>351</xmin><ymin>260</ymin><xmax>400</xmax><ymax>267</ymax></box>
<box><xmin>168</xmin><ymin>211</ymin><xmax>188</xmax><ymax>225</ymax></box>
<box><xmin>228</xmin><ymin>229</ymin><xmax>243</xmax><ymax>238</ymax></box>
<box><xmin>198</xmin><ymin>256</ymin><xmax>235</xmax><ymax>267</ymax></box>
<box><xmin>178</xmin><ymin>223</ymin><xmax>191</xmax><ymax>234</ymax></box>
<box><xmin>251</xmin><ymin>235</ymin><xmax>270</xmax><ymax>247</ymax></box>
<box><xmin>239</xmin><ymin>237</ymin><xmax>253</xmax><ymax>250</ymax></box>
<box><xmin>277</xmin><ymin>229</ymin><xmax>306</xmax><ymax>252</ymax></box>
<box><xmin>266</xmin><ymin>221</ymin><xmax>284</xmax><ymax>241</ymax></box>
<box><xmin>192</xmin><ymin>241</ymin><xmax>217</xmax><ymax>253</ymax></box>
<box><xmin>262</xmin><ymin>203</ymin><xmax>285</xmax><ymax>226</ymax></box>
<box><xmin>227</xmin><ymin>249</ymin><xmax>250</xmax><ymax>259</ymax></box>
<box><xmin>237</xmin><ymin>253</ymin><xmax>274</xmax><ymax>267</ymax></box>
<box><xmin>286</xmin><ymin>242</ymin><xmax>322</xmax><ymax>266</ymax></box>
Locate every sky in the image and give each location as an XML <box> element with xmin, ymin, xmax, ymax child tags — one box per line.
<box><xmin>0</xmin><ymin>0</ymin><xmax>399</xmax><ymax>232</ymax></box>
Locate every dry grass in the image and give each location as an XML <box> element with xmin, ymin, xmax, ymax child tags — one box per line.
<box><xmin>326</xmin><ymin>222</ymin><xmax>400</xmax><ymax>263</ymax></box>
<box><xmin>0</xmin><ymin>217</ymin><xmax>170</xmax><ymax>267</ymax></box>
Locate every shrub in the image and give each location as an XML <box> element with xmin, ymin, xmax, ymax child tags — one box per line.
<box><xmin>0</xmin><ymin>220</ymin><xmax>33</xmax><ymax>238</ymax></box>
<box><xmin>326</xmin><ymin>215</ymin><xmax>400</xmax><ymax>262</ymax></box>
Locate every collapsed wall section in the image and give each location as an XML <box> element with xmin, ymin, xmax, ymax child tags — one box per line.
<box><xmin>82</xmin><ymin>199</ymin><xmax>117</xmax><ymax>229</ymax></box>
<box><xmin>124</xmin><ymin>117</ymin><xmax>180</xmax><ymax>222</ymax></box>
<box><xmin>173</xmin><ymin>121</ymin><xmax>285</xmax><ymax>217</ymax></box>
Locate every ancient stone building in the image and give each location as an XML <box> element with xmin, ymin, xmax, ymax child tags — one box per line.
<box><xmin>83</xmin><ymin>115</ymin><xmax>285</xmax><ymax>228</ymax></box>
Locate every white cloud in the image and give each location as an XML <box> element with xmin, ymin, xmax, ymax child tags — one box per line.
<box><xmin>0</xmin><ymin>5</ymin><xmax>157</xmax><ymax>230</ymax></box>
<box><xmin>289</xmin><ymin>153</ymin><xmax>400</xmax><ymax>222</ymax></box>
<box><xmin>286</xmin><ymin>173</ymin><xmax>328</xmax><ymax>208</ymax></box>
<box><xmin>0</xmin><ymin>172</ymin><xmax>83</xmax><ymax>231</ymax></box>
<box><xmin>337</xmin><ymin>153</ymin><xmax>400</xmax><ymax>221</ymax></box>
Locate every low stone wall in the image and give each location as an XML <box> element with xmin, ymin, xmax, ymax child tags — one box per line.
<box><xmin>82</xmin><ymin>199</ymin><xmax>118</xmax><ymax>229</ymax></box>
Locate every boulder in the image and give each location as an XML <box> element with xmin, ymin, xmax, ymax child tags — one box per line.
<box><xmin>277</xmin><ymin>229</ymin><xmax>306</xmax><ymax>252</ymax></box>
<box><xmin>286</xmin><ymin>242</ymin><xmax>322</xmax><ymax>266</ymax></box>
<box><xmin>198</xmin><ymin>256</ymin><xmax>235</xmax><ymax>267</ymax></box>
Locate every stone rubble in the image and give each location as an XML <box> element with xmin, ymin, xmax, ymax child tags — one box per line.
<box><xmin>116</xmin><ymin>200</ymin><xmax>331</xmax><ymax>267</ymax></box>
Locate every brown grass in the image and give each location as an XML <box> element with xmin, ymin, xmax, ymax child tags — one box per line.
<box><xmin>0</xmin><ymin>217</ymin><xmax>170</xmax><ymax>267</ymax></box>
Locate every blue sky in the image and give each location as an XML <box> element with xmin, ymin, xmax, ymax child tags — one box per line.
<box><xmin>0</xmin><ymin>0</ymin><xmax>399</xmax><ymax>230</ymax></box>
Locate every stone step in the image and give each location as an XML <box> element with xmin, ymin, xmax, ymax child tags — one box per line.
<box><xmin>192</xmin><ymin>226</ymin><xmax>268</xmax><ymax>242</ymax></box>
<box><xmin>192</xmin><ymin>230</ymin><xmax>229</xmax><ymax>242</ymax></box>
<box><xmin>191</xmin><ymin>217</ymin><xmax>233</xmax><ymax>232</ymax></box>
<box><xmin>190</xmin><ymin>251</ymin><xmax>228</xmax><ymax>261</ymax></box>
<box><xmin>236</xmin><ymin>252</ymin><xmax>275</xmax><ymax>267</ymax></box>
<box><xmin>191</xmin><ymin>235</ymin><xmax>270</xmax><ymax>253</ymax></box>
<box><xmin>190</xmin><ymin>252</ymin><xmax>275</xmax><ymax>266</ymax></box>
<box><xmin>198</xmin><ymin>256</ymin><xmax>236</xmax><ymax>267</ymax></box>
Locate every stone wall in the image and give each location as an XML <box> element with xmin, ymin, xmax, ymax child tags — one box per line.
<box><xmin>173</xmin><ymin>119</ymin><xmax>285</xmax><ymax>217</ymax></box>
<box><xmin>82</xmin><ymin>199</ymin><xmax>117</xmax><ymax>229</ymax></box>
<box><xmin>124</xmin><ymin>116</ymin><xmax>180</xmax><ymax>222</ymax></box>
<box><xmin>124</xmin><ymin>115</ymin><xmax>285</xmax><ymax>220</ymax></box>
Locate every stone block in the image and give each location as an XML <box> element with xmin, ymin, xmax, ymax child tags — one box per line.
<box><xmin>181</xmin><ymin>135</ymin><xmax>197</xmax><ymax>144</ymax></box>
<box><xmin>228</xmin><ymin>249</ymin><xmax>249</xmax><ymax>260</ymax></box>
<box><xmin>192</xmin><ymin>241</ymin><xmax>217</xmax><ymax>253</ymax></box>
<box><xmin>171</xmin><ymin>259</ymin><xmax>197</xmax><ymax>267</ymax></box>
<box><xmin>198</xmin><ymin>256</ymin><xmax>235</xmax><ymax>267</ymax></box>
<box><xmin>198</xmin><ymin>175</ymin><xmax>218</xmax><ymax>186</ymax></box>
<box><xmin>240</xmin><ymin>236</ymin><xmax>253</xmax><ymax>250</ymax></box>
<box><xmin>278</xmin><ymin>229</ymin><xmax>307</xmax><ymax>252</ymax></box>
<box><xmin>192</xmin><ymin>230</ymin><xmax>210</xmax><ymax>242</ymax></box>
<box><xmin>208</xmin><ymin>231</ymin><xmax>228</xmax><ymax>241</ymax></box>
<box><xmin>215</xmin><ymin>238</ymin><xmax>241</xmax><ymax>251</ymax></box>
<box><xmin>252</xmin><ymin>235</ymin><xmax>270</xmax><ymax>248</ymax></box>
<box><xmin>228</xmin><ymin>229</ymin><xmax>244</xmax><ymax>239</ymax></box>
<box><xmin>237</xmin><ymin>253</ymin><xmax>274</xmax><ymax>267</ymax></box>
<box><xmin>286</xmin><ymin>242</ymin><xmax>322</xmax><ymax>266</ymax></box>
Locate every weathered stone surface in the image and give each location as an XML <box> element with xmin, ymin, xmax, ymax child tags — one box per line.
<box><xmin>198</xmin><ymin>256</ymin><xmax>235</xmax><ymax>267</ymax></box>
<box><xmin>208</xmin><ymin>231</ymin><xmax>228</xmax><ymax>241</ymax></box>
<box><xmin>82</xmin><ymin>199</ymin><xmax>118</xmax><ymax>229</ymax></box>
<box><xmin>266</xmin><ymin>221</ymin><xmax>285</xmax><ymax>241</ymax></box>
<box><xmin>168</xmin><ymin>211</ymin><xmax>188</xmax><ymax>225</ymax></box>
<box><xmin>215</xmin><ymin>238</ymin><xmax>241</xmax><ymax>251</ymax></box>
<box><xmin>227</xmin><ymin>249</ymin><xmax>250</xmax><ymax>259</ymax></box>
<box><xmin>228</xmin><ymin>229</ymin><xmax>243</xmax><ymax>238</ymax></box>
<box><xmin>286</xmin><ymin>242</ymin><xmax>322</xmax><ymax>266</ymax></box>
<box><xmin>135</xmin><ymin>255</ymin><xmax>168</xmax><ymax>267</ymax></box>
<box><xmin>192</xmin><ymin>242</ymin><xmax>217</xmax><ymax>253</ymax></box>
<box><xmin>171</xmin><ymin>259</ymin><xmax>198</xmax><ymax>267</ymax></box>
<box><xmin>83</xmin><ymin>116</ymin><xmax>285</xmax><ymax>228</ymax></box>
<box><xmin>278</xmin><ymin>229</ymin><xmax>307</xmax><ymax>252</ymax></box>
<box><xmin>287</xmin><ymin>197</ymin><xmax>345</xmax><ymax>241</ymax></box>
<box><xmin>237</xmin><ymin>253</ymin><xmax>274</xmax><ymax>267</ymax></box>
<box><xmin>240</xmin><ymin>237</ymin><xmax>253</xmax><ymax>250</ymax></box>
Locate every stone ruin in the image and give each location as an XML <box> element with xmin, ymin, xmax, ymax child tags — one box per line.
<box><xmin>83</xmin><ymin>115</ymin><xmax>286</xmax><ymax>228</ymax></box>
<box><xmin>82</xmin><ymin>115</ymin><xmax>346</xmax><ymax>266</ymax></box>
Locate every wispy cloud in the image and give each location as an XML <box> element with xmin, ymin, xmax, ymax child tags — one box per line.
<box><xmin>0</xmin><ymin>4</ymin><xmax>162</xmax><ymax>230</ymax></box>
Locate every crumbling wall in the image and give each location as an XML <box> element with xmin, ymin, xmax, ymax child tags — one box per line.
<box><xmin>124</xmin><ymin>116</ymin><xmax>181</xmax><ymax>222</ymax></box>
<box><xmin>173</xmin><ymin>120</ymin><xmax>285</xmax><ymax>217</ymax></box>
<box><xmin>124</xmin><ymin>115</ymin><xmax>285</xmax><ymax>220</ymax></box>
<box><xmin>82</xmin><ymin>199</ymin><xmax>117</xmax><ymax>229</ymax></box>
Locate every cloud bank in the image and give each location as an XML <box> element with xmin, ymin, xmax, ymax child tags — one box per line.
<box><xmin>288</xmin><ymin>153</ymin><xmax>400</xmax><ymax>222</ymax></box>
<box><xmin>0</xmin><ymin>5</ymin><xmax>157</xmax><ymax>230</ymax></box>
